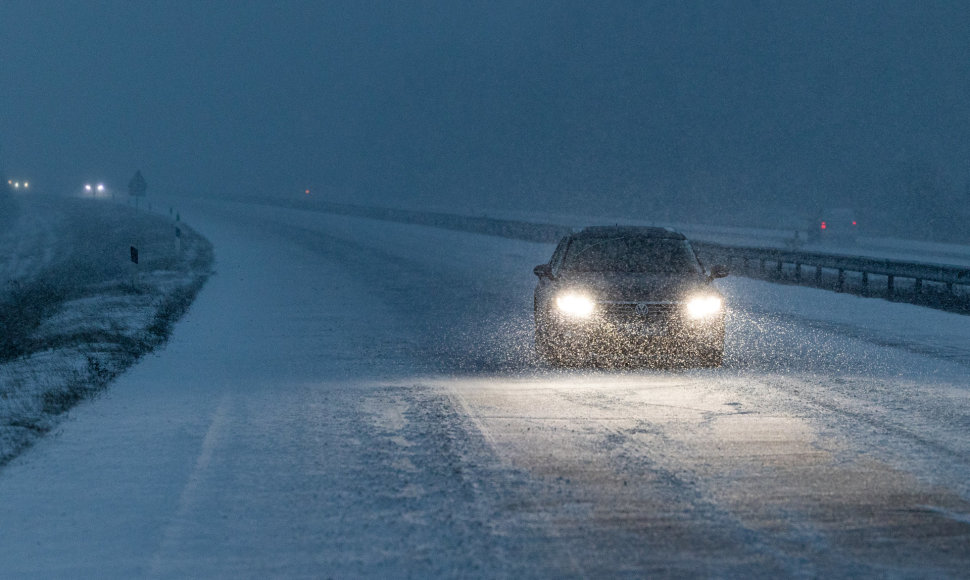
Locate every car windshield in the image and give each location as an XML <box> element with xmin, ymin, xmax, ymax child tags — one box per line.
<box><xmin>561</xmin><ymin>236</ymin><xmax>702</xmax><ymax>274</ymax></box>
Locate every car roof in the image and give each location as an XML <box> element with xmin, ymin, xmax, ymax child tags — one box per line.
<box><xmin>570</xmin><ymin>225</ymin><xmax>686</xmax><ymax>240</ymax></box>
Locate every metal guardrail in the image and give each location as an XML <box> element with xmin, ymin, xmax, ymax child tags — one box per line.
<box><xmin>695</xmin><ymin>241</ymin><xmax>970</xmax><ymax>311</ymax></box>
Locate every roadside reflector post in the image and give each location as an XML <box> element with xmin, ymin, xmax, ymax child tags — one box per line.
<box><xmin>837</xmin><ymin>269</ymin><xmax>845</xmax><ymax>292</ymax></box>
<box><xmin>795</xmin><ymin>263</ymin><xmax>802</xmax><ymax>283</ymax></box>
<box><xmin>129</xmin><ymin>246</ymin><xmax>139</xmax><ymax>288</ymax></box>
<box><xmin>815</xmin><ymin>265</ymin><xmax>823</xmax><ymax>286</ymax></box>
<box><xmin>861</xmin><ymin>271</ymin><xmax>869</xmax><ymax>296</ymax></box>
<box><xmin>887</xmin><ymin>275</ymin><xmax>895</xmax><ymax>300</ymax></box>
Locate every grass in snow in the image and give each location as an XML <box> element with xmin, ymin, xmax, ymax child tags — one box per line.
<box><xmin>0</xmin><ymin>196</ymin><xmax>214</xmax><ymax>466</ymax></box>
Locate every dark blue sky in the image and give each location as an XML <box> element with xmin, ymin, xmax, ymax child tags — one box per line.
<box><xmin>2</xmin><ymin>1</ymin><xmax>969</xmax><ymax>225</ymax></box>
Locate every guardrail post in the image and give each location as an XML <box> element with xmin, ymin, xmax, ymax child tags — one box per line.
<box><xmin>815</xmin><ymin>265</ymin><xmax>823</xmax><ymax>286</ymax></box>
<box><xmin>837</xmin><ymin>269</ymin><xmax>845</xmax><ymax>292</ymax></box>
<box><xmin>861</xmin><ymin>271</ymin><xmax>869</xmax><ymax>296</ymax></box>
<box><xmin>742</xmin><ymin>257</ymin><xmax>749</xmax><ymax>272</ymax></box>
<box><xmin>887</xmin><ymin>275</ymin><xmax>895</xmax><ymax>300</ymax></box>
<box><xmin>776</xmin><ymin>260</ymin><xmax>784</xmax><ymax>278</ymax></box>
<box><xmin>795</xmin><ymin>263</ymin><xmax>802</xmax><ymax>283</ymax></box>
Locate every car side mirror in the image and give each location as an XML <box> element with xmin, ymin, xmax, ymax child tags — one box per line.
<box><xmin>533</xmin><ymin>263</ymin><xmax>553</xmax><ymax>278</ymax></box>
<box><xmin>709</xmin><ymin>264</ymin><xmax>729</xmax><ymax>279</ymax></box>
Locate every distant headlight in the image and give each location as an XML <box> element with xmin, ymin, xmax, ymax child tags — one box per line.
<box><xmin>685</xmin><ymin>295</ymin><xmax>722</xmax><ymax>319</ymax></box>
<box><xmin>556</xmin><ymin>293</ymin><xmax>595</xmax><ymax>318</ymax></box>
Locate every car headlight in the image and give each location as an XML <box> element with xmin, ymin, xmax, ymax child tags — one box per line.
<box><xmin>556</xmin><ymin>293</ymin><xmax>595</xmax><ymax>318</ymax></box>
<box><xmin>685</xmin><ymin>295</ymin><xmax>722</xmax><ymax>319</ymax></box>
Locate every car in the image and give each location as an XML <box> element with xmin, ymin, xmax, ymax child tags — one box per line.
<box><xmin>81</xmin><ymin>182</ymin><xmax>109</xmax><ymax>198</ymax></box>
<box><xmin>533</xmin><ymin>226</ymin><xmax>729</xmax><ymax>367</ymax></box>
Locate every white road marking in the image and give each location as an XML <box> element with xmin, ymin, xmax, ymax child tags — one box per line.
<box><xmin>148</xmin><ymin>394</ymin><xmax>232</xmax><ymax>577</ymax></box>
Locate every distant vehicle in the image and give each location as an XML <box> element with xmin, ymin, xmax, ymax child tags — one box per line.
<box><xmin>811</xmin><ymin>207</ymin><xmax>858</xmax><ymax>244</ymax></box>
<box><xmin>532</xmin><ymin>226</ymin><xmax>729</xmax><ymax>367</ymax></box>
<box><xmin>80</xmin><ymin>182</ymin><xmax>110</xmax><ymax>199</ymax></box>
<box><xmin>6</xmin><ymin>179</ymin><xmax>29</xmax><ymax>191</ymax></box>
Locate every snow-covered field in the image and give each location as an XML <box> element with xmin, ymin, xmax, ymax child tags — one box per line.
<box><xmin>0</xmin><ymin>196</ymin><xmax>212</xmax><ymax>464</ymax></box>
<box><xmin>1</xmin><ymin>198</ymin><xmax>969</xmax><ymax>577</ymax></box>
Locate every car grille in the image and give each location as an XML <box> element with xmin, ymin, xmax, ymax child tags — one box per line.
<box><xmin>597</xmin><ymin>301</ymin><xmax>680</xmax><ymax>324</ymax></box>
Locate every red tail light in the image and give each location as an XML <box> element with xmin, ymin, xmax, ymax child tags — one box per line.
<box><xmin>821</xmin><ymin>221</ymin><xmax>827</xmax><ymax>230</ymax></box>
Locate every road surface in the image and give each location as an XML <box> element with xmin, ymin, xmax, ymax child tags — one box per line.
<box><xmin>1</xmin><ymin>199</ymin><xmax>969</xmax><ymax>578</ymax></box>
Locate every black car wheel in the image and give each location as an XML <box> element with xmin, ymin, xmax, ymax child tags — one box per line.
<box><xmin>534</xmin><ymin>307</ymin><xmax>558</xmax><ymax>365</ymax></box>
<box><xmin>536</xmin><ymin>320</ymin><xmax>583</xmax><ymax>367</ymax></box>
<box><xmin>694</xmin><ymin>333</ymin><xmax>725</xmax><ymax>367</ymax></box>
<box><xmin>534</xmin><ymin>327</ymin><xmax>555</xmax><ymax>363</ymax></box>
<box><xmin>696</xmin><ymin>346</ymin><xmax>723</xmax><ymax>368</ymax></box>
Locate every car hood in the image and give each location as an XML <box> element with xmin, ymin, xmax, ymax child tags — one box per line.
<box><xmin>556</xmin><ymin>271</ymin><xmax>712</xmax><ymax>302</ymax></box>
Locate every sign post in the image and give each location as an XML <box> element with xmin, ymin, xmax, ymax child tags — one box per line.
<box><xmin>128</xmin><ymin>170</ymin><xmax>147</xmax><ymax>210</ymax></box>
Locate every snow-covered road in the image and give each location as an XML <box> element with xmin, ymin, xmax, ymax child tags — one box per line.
<box><xmin>2</xmin><ymin>199</ymin><xmax>970</xmax><ymax>577</ymax></box>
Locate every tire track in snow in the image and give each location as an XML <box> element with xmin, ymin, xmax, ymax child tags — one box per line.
<box><xmin>442</xmin><ymin>377</ymin><xmax>796</xmax><ymax>577</ymax></box>
<box><xmin>443</xmin><ymin>373</ymin><xmax>970</xmax><ymax>576</ymax></box>
<box><xmin>445</xmin><ymin>385</ymin><xmax>586</xmax><ymax>577</ymax></box>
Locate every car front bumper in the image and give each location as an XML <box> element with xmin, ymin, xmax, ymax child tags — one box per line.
<box><xmin>540</xmin><ymin>313</ymin><xmax>724</xmax><ymax>360</ymax></box>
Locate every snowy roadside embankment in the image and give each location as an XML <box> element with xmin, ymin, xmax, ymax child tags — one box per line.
<box><xmin>0</xmin><ymin>196</ymin><xmax>213</xmax><ymax>465</ymax></box>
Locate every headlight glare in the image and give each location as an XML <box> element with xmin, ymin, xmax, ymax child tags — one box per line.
<box><xmin>686</xmin><ymin>295</ymin><xmax>722</xmax><ymax>319</ymax></box>
<box><xmin>556</xmin><ymin>293</ymin><xmax>595</xmax><ymax>318</ymax></box>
